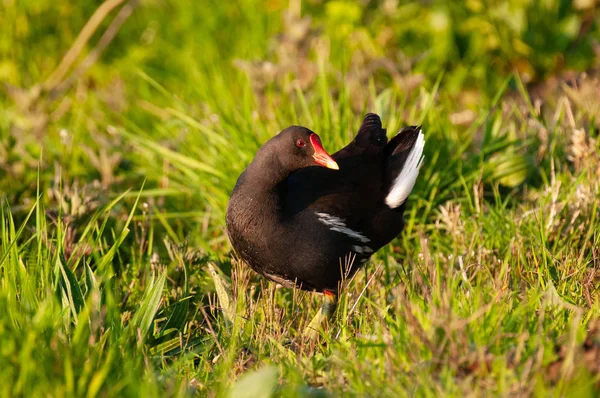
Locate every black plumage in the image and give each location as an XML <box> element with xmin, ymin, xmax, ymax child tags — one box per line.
<box><xmin>226</xmin><ymin>113</ymin><xmax>424</xmax><ymax>293</ymax></box>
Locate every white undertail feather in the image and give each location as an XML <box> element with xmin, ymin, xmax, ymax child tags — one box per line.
<box><xmin>385</xmin><ymin>129</ymin><xmax>425</xmax><ymax>208</ymax></box>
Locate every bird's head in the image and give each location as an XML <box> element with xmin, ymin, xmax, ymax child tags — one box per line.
<box><xmin>266</xmin><ymin>126</ymin><xmax>339</xmax><ymax>171</ymax></box>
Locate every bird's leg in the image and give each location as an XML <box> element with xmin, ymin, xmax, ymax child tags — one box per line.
<box><xmin>304</xmin><ymin>289</ymin><xmax>338</xmax><ymax>339</ymax></box>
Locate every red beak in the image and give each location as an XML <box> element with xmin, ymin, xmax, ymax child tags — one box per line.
<box><xmin>310</xmin><ymin>134</ymin><xmax>339</xmax><ymax>170</ymax></box>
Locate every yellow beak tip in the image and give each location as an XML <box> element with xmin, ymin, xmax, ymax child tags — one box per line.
<box><xmin>327</xmin><ymin>161</ymin><xmax>339</xmax><ymax>170</ymax></box>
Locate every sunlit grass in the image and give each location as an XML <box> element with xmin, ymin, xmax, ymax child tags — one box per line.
<box><xmin>1</xmin><ymin>0</ymin><xmax>600</xmax><ymax>396</ymax></box>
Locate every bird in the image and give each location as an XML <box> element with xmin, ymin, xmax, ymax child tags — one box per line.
<box><xmin>225</xmin><ymin>113</ymin><xmax>425</xmax><ymax>336</ymax></box>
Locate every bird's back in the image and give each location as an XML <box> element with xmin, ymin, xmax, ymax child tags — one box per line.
<box><xmin>285</xmin><ymin>113</ymin><xmax>423</xmax><ymax>247</ymax></box>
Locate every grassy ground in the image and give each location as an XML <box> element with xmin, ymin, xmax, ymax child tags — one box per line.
<box><xmin>1</xmin><ymin>0</ymin><xmax>600</xmax><ymax>396</ymax></box>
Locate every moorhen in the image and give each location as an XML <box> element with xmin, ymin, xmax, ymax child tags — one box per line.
<box><xmin>226</xmin><ymin>113</ymin><xmax>424</xmax><ymax>336</ymax></box>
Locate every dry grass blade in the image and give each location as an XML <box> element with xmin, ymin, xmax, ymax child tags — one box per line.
<box><xmin>44</xmin><ymin>0</ymin><xmax>128</xmax><ymax>90</ymax></box>
<box><xmin>208</xmin><ymin>262</ymin><xmax>235</xmax><ymax>325</ymax></box>
<box><xmin>49</xmin><ymin>0</ymin><xmax>140</xmax><ymax>98</ymax></box>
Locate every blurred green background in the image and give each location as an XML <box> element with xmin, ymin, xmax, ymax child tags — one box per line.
<box><xmin>1</xmin><ymin>0</ymin><xmax>600</xmax><ymax>396</ymax></box>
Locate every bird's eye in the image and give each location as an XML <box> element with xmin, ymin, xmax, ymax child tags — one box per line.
<box><xmin>296</xmin><ymin>139</ymin><xmax>306</xmax><ymax>147</ymax></box>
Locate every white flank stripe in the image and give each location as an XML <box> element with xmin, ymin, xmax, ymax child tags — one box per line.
<box><xmin>352</xmin><ymin>245</ymin><xmax>363</xmax><ymax>253</ymax></box>
<box><xmin>352</xmin><ymin>245</ymin><xmax>374</xmax><ymax>254</ymax></box>
<box><xmin>316</xmin><ymin>212</ymin><xmax>370</xmax><ymax>243</ymax></box>
<box><xmin>385</xmin><ymin>129</ymin><xmax>425</xmax><ymax>208</ymax></box>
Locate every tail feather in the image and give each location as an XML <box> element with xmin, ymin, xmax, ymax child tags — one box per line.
<box><xmin>333</xmin><ymin>113</ymin><xmax>388</xmax><ymax>160</ymax></box>
<box><xmin>354</xmin><ymin>113</ymin><xmax>387</xmax><ymax>148</ymax></box>
<box><xmin>384</xmin><ymin>126</ymin><xmax>425</xmax><ymax>208</ymax></box>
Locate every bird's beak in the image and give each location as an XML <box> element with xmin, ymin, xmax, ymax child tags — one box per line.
<box><xmin>310</xmin><ymin>133</ymin><xmax>339</xmax><ymax>170</ymax></box>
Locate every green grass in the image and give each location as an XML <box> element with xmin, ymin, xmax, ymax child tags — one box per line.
<box><xmin>1</xmin><ymin>0</ymin><xmax>600</xmax><ymax>396</ymax></box>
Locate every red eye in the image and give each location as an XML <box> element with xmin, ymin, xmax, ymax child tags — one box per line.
<box><xmin>296</xmin><ymin>139</ymin><xmax>306</xmax><ymax>147</ymax></box>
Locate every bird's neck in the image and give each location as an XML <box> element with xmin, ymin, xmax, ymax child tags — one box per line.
<box><xmin>233</xmin><ymin>153</ymin><xmax>292</xmax><ymax>217</ymax></box>
<box><xmin>248</xmin><ymin>152</ymin><xmax>292</xmax><ymax>189</ymax></box>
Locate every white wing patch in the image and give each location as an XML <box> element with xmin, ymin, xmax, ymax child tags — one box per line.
<box><xmin>385</xmin><ymin>129</ymin><xmax>425</xmax><ymax>208</ymax></box>
<box><xmin>315</xmin><ymin>212</ymin><xmax>370</xmax><ymax>243</ymax></box>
